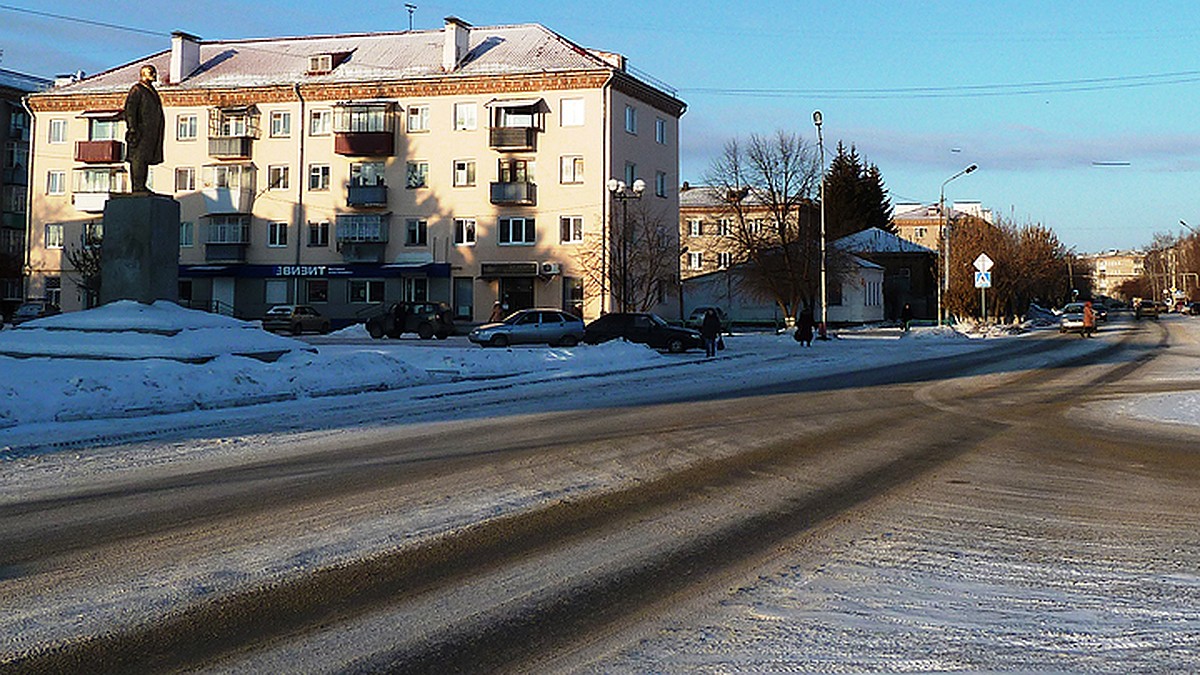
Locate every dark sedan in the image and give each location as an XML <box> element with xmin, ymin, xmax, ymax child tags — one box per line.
<box><xmin>584</xmin><ymin>312</ymin><xmax>704</xmax><ymax>353</ymax></box>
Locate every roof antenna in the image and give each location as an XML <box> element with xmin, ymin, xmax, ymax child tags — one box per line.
<box><xmin>405</xmin><ymin>3</ymin><xmax>416</xmax><ymax>31</ymax></box>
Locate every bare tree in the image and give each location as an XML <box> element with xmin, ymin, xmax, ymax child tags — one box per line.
<box><xmin>572</xmin><ymin>202</ymin><xmax>680</xmax><ymax>313</ymax></box>
<box><xmin>64</xmin><ymin>230</ymin><xmax>103</xmax><ymax>309</ymax></box>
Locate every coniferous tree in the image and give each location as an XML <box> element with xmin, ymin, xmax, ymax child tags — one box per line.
<box><xmin>822</xmin><ymin>142</ymin><xmax>894</xmax><ymax>239</ymax></box>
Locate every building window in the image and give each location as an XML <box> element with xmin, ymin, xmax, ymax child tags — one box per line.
<box><xmin>309</xmin><ymin>164</ymin><xmax>330</xmax><ymax>191</ymax></box>
<box><xmin>403</xmin><ymin>277</ymin><xmax>429</xmax><ymax>303</ymax></box>
<box><xmin>265</xmin><ymin>279</ymin><xmax>288</xmax><ymax>305</ymax></box>
<box><xmin>624</xmin><ymin>105</ymin><xmax>637</xmax><ymax>134</ymax></box>
<box><xmin>454</xmin><ymin>102</ymin><xmax>477</xmax><ymax>131</ymax></box>
<box><xmin>688</xmin><ymin>251</ymin><xmax>703</xmax><ymax>270</ymax></box>
<box><xmin>48</xmin><ymin>119</ymin><xmax>67</xmax><ymax>144</ymax></box>
<box><xmin>268</xmin><ymin>165</ymin><xmax>290</xmax><ymax>190</ymax></box>
<box><xmin>407</xmin><ymin>105</ymin><xmax>430</xmax><ymax>132</ymax></box>
<box><xmin>498</xmin><ymin>158</ymin><xmax>532</xmax><ymax>183</ymax></box>
<box><xmin>655</xmin><ymin>171</ymin><xmax>667</xmax><ymax>197</ymax></box>
<box><xmin>207</xmin><ymin>215</ymin><xmax>251</xmax><ymax>243</ymax></box>
<box><xmin>336</xmin><ymin>214</ymin><xmax>388</xmax><ymax>242</ymax></box>
<box><xmin>747</xmin><ymin>219</ymin><xmax>764</xmax><ymax>236</ymax></box>
<box><xmin>176</xmin><ymin>114</ymin><xmax>198</xmax><ymax>141</ymax></box>
<box><xmin>46</xmin><ymin>170</ymin><xmax>66</xmax><ymax>195</ymax></box>
<box><xmin>406</xmin><ymin>161</ymin><xmax>428</xmax><ymax>188</ymax></box>
<box><xmin>87</xmin><ymin>118</ymin><xmax>118</xmax><ymax>141</ymax></box>
<box><xmin>914</xmin><ymin>226</ymin><xmax>927</xmax><ymax>238</ymax></box>
<box><xmin>45</xmin><ymin>223</ymin><xmax>64</xmax><ymax>249</ymax></box>
<box><xmin>718</xmin><ymin>218</ymin><xmax>732</xmax><ymax>236</ymax></box>
<box><xmin>349</xmin><ymin>279</ymin><xmax>385</xmax><ymax>303</ymax></box>
<box><xmin>453</xmin><ymin>276</ymin><xmax>474</xmax><ymax>319</ymax></box>
<box><xmin>624</xmin><ymin>162</ymin><xmax>637</xmax><ymax>187</ymax></box>
<box><xmin>688</xmin><ymin>219</ymin><xmax>702</xmax><ymax>237</ymax></box>
<box><xmin>561</xmin><ymin>98</ymin><xmax>584</xmax><ymax>126</ymax></box>
<box><xmin>405</xmin><ymin>218</ymin><xmax>428</xmax><ymax>246</ymax></box>
<box><xmin>269</xmin><ymin>111</ymin><xmax>291</xmax><ymax>138</ymax></box>
<box><xmin>655</xmin><ymin>117</ymin><xmax>666</xmax><ymax>144</ymax></box>
<box><xmin>560</xmin><ymin>155</ymin><xmax>584</xmax><ymax>184</ymax></box>
<box><xmin>454</xmin><ymin>218</ymin><xmax>476</xmax><ymax>245</ymax></box>
<box><xmin>560</xmin><ymin>215</ymin><xmax>583</xmax><ymax>244</ymax></box>
<box><xmin>349</xmin><ymin>161</ymin><xmax>385</xmax><ymax>186</ymax></box>
<box><xmin>45</xmin><ymin>277</ymin><xmax>61</xmax><ymax>305</ymax></box>
<box><xmin>308</xmin><ymin>221</ymin><xmax>330</xmax><ymax>247</ymax></box>
<box><xmin>499</xmin><ymin>217</ymin><xmax>536</xmax><ymax>245</ymax></box>
<box><xmin>305</xmin><ymin>278</ymin><xmax>329</xmax><ymax>303</ymax></box>
<box><xmin>174</xmin><ymin>167</ymin><xmax>195</xmax><ymax>192</ymax></box>
<box><xmin>718</xmin><ymin>252</ymin><xmax>732</xmax><ymax>269</ymax></box>
<box><xmin>268</xmin><ymin>221</ymin><xmax>288</xmax><ymax>247</ymax></box>
<box><xmin>453</xmin><ymin>159</ymin><xmax>476</xmax><ymax>187</ymax></box>
<box><xmin>309</xmin><ymin>109</ymin><xmax>331</xmax><ymax>136</ymax></box>
<box><xmin>180</xmin><ymin>221</ymin><xmax>194</xmax><ymax>247</ymax></box>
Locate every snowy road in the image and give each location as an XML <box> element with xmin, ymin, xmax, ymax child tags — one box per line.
<box><xmin>2</xmin><ymin>316</ymin><xmax>1199</xmax><ymax>672</ymax></box>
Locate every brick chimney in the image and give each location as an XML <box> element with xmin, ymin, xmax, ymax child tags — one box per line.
<box><xmin>442</xmin><ymin>17</ymin><xmax>471</xmax><ymax>72</ymax></box>
<box><xmin>169</xmin><ymin>31</ymin><xmax>202</xmax><ymax>84</ymax></box>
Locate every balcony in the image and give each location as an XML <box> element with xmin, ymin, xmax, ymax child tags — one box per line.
<box><xmin>201</xmin><ymin>187</ymin><xmax>255</xmax><ymax>214</ymax></box>
<box><xmin>490</xmin><ymin>181</ymin><xmax>537</xmax><ymax>206</ymax></box>
<box><xmin>205</xmin><ymin>243</ymin><xmax>248</xmax><ymax>263</ymax></box>
<box><xmin>346</xmin><ymin>183</ymin><xmax>388</xmax><ymax>207</ymax></box>
<box><xmin>75</xmin><ymin>140</ymin><xmax>124</xmax><ymax>163</ymax></box>
<box><xmin>489</xmin><ymin>126</ymin><xmax>537</xmax><ymax>151</ymax></box>
<box><xmin>208</xmin><ymin>136</ymin><xmax>254</xmax><ymax>159</ymax></box>
<box><xmin>73</xmin><ymin>191</ymin><xmax>115</xmax><ymax>213</ymax></box>
<box><xmin>334</xmin><ymin>132</ymin><xmax>395</xmax><ymax>157</ymax></box>
<box><xmin>339</xmin><ymin>241</ymin><xmax>387</xmax><ymax>263</ymax></box>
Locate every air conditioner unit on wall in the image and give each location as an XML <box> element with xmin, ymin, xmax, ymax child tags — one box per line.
<box><xmin>539</xmin><ymin>262</ymin><xmax>561</xmax><ymax>276</ymax></box>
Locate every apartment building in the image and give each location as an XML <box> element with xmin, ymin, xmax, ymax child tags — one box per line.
<box><xmin>1082</xmin><ymin>250</ymin><xmax>1144</xmax><ymax>299</ymax></box>
<box><xmin>25</xmin><ymin>17</ymin><xmax>685</xmax><ymax>324</ymax></box>
<box><xmin>1</xmin><ymin>68</ymin><xmax>50</xmax><ymax>318</ymax></box>
<box><xmin>892</xmin><ymin>201</ymin><xmax>993</xmax><ymax>251</ymax></box>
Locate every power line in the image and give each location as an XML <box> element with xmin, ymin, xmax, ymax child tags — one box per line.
<box><xmin>0</xmin><ymin>3</ymin><xmax>162</xmax><ymax>38</ymax></box>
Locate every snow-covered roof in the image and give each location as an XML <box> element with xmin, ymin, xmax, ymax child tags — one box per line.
<box><xmin>0</xmin><ymin>68</ymin><xmax>51</xmax><ymax>94</ymax></box>
<box><xmin>835</xmin><ymin>227</ymin><xmax>935</xmax><ymax>255</ymax></box>
<box><xmin>680</xmin><ymin>185</ymin><xmax>807</xmax><ymax>210</ymax></box>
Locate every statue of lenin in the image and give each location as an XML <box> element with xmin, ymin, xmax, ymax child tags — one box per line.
<box><xmin>123</xmin><ymin>64</ymin><xmax>165</xmax><ymax>193</ymax></box>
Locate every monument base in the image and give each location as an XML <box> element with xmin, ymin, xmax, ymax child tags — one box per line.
<box><xmin>100</xmin><ymin>193</ymin><xmax>181</xmax><ymax>305</ymax></box>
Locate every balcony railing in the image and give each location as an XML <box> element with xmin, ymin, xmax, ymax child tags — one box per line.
<box><xmin>208</xmin><ymin>136</ymin><xmax>254</xmax><ymax>159</ymax></box>
<box><xmin>490</xmin><ymin>181</ymin><xmax>537</xmax><ymax>206</ymax></box>
<box><xmin>204</xmin><ymin>243</ymin><xmax>249</xmax><ymax>263</ymax></box>
<box><xmin>75</xmin><ymin>140</ymin><xmax>124</xmax><ymax>163</ymax></box>
<box><xmin>489</xmin><ymin>126</ymin><xmax>537</xmax><ymax>151</ymax></box>
<box><xmin>334</xmin><ymin>132</ymin><xmax>395</xmax><ymax>157</ymax></box>
<box><xmin>346</xmin><ymin>183</ymin><xmax>388</xmax><ymax>207</ymax></box>
<box><xmin>73</xmin><ymin>192</ymin><xmax>114</xmax><ymax>213</ymax></box>
<box><xmin>200</xmin><ymin>186</ymin><xmax>256</xmax><ymax>214</ymax></box>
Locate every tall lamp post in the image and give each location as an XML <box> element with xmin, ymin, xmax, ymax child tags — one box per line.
<box><xmin>813</xmin><ymin>110</ymin><xmax>828</xmax><ymax>337</ymax></box>
<box><xmin>607</xmin><ymin>177</ymin><xmax>645</xmax><ymax>312</ymax></box>
<box><xmin>938</xmin><ymin>164</ymin><xmax>978</xmax><ymax>325</ymax></box>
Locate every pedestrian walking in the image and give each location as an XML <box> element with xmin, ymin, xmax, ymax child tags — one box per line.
<box><xmin>794</xmin><ymin>307</ymin><xmax>814</xmax><ymax>347</ymax></box>
<box><xmin>1082</xmin><ymin>300</ymin><xmax>1096</xmax><ymax>338</ymax></box>
<box><xmin>900</xmin><ymin>303</ymin><xmax>913</xmax><ymax>333</ymax></box>
<box><xmin>488</xmin><ymin>301</ymin><xmax>505</xmax><ymax>323</ymax></box>
<box><xmin>701</xmin><ymin>308</ymin><xmax>722</xmax><ymax>357</ymax></box>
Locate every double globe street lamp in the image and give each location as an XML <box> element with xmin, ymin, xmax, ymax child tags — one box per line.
<box><xmin>607</xmin><ymin>177</ymin><xmax>646</xmax><ymax>313</ymax></box>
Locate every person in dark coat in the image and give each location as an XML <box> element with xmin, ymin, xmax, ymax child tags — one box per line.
<box><xmin>123</xmin><ymin>64</ymin><xmax>165</xmax><ymax>193</ymax></box>
<box><xmin>795</xmin><ymin>307</ymin><xmax>814</xmax><ymax>347</ymax></box>
<box><xmin>900</xmin><ymin>303</ymin><xmax>913</xmax><ymax>332</ymax></box>
<box><xmin>700</xmin><ymin>308</ymin><xmax>721</xmax><ymax>357</ymax></box>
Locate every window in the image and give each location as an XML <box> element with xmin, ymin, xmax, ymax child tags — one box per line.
<box><xmin>88</xmin><ymin>118</ymin><xmax>118</xmax><ymax>141</ymax></box>
<box><xmin>498</xmin><ymin>159</ymin><xmax>532</xmax><ymax>183</ymax></box>
<box><xmin>561</xmin><ymin>98</ymin><xmax>584</xmax><ymax>126</ymax></box>
<box><xmin>207</xmin><ymin>215</ymin><xmax>251</xmax><ymax>244</ymax></box>
<box><xmin>560</xmin><ymin>215</ymin><xmax>583</xmax><ymax>244</ymax></box>
<box><xmin>407</xmin><ymin>105</ymin><xmax>430</xmax><ymax>132</ymax></box>
<box><xmin>269</xmin><ymin>111</ymin><xmax>291</xmax><ymax>137</ymax></box>
<box><xmin>454</xmin><ymin>102</ymin><xmax>477</xmax><ymax>131</ymax></box>
<box><xmin>718</xmin><ymin>218</ymin><xmax>732</xmax><ymax>236</ymax></box>
<box><xmin>309</xmin><ymin>109</ymin><xmax>331</xmax><ymax>136</ymax></box>
<box><xmin>655</xmin><ymin>171</ymin><xmax>667</xmax><ymax>197</ymax></box>
<box><xmin>453</xmin><ymin>159</ymin><xmax>476</xmax><ymax>187</ymax></box>
<box><xmin>655</xmin><ymin>117</ymin><xmax>666</xmax><ymax>144</ymax></box>
<box><xmin>265</xmin><ymin>279</ymin><xmax>288</xmax><ymax>305</ymax></box>
<box><xmin>4</xmin><ymin>185</ymin><xmax>25</xmax><ymax>214</ymax></box>
<box><xmin>828</xmin><ymin>282</ymin><xmax>843</xmax><ymax>306</ymax></box>
<box><xmin>203</xmin><ymin>163</ymin><xmax>254</xmax><ymax>190</ymax></box>
<box><xmin>217</xmin><ymin>111</ymin><xmax>249</xmax><ymax>137</ymax></box>
<box><xmin>45</xmin><ymin>277</ymin><xmax>61</xmax><ymax>306</ymax></box>
<box><xmin>350</xmin><ymin>161</ymin><xmax>385</xmax><ymax>186</ymax></box>
<box><xmin>688</xmin><ymin>219</ymin><xmax>702</xmax><ymax>237</ymax></box>
<box><xmin>48</xmin><ymin>119</ymin><xmax>67</xmax><ymax>144</ymax></box>
<box><xmin>624</xmin><ymin>105</ymin><xmax>637</xmax><ymax>134</ymax></box>
<box><xmin>268</xmin><ymin>165</ymin><xmax>289</xmax><ymax>190</ymax></box>
<box><xmin>453</xmin><ymin>276</ymin><xmax>474</xmax><ymax>319</ymax></box>
<box><xmin>336</xmin><ymin>214</ymin><xmax>389</xmax><ymax>242</ymax></box>
<box><xmin>46</xmin><ymin>170</ymin><xmax>66</xmax><ymax>195</ymax></box>
<box><xmin>305</xmin><ymin>279</ymin><xmax>328</xmax><ymax>303</ymax></box>
<box><xmin>718</xmin><ymin>252</ymin><xmax>732</xmax><ymax>269</ymax></box>
<box><xmin>308</xmin><ymin>221</ymin><xmax>330</xmax><ymax>247</ymax></box>
<box><xmin>268</xmin><ymin>221</ymin><xmax>288</xmax><ymax>247</ymax></box>
<box><xmin>402</xmin><ymin>277</ymin><xmax>429</xmax><ymax>303</ymax></box>
<box><xmin>747</xmin><ymin>219</ymin><xmax>764</xmax><ymax>236</ymax></box>
<box><xmin>914</xmin><ymin>226</ymin><xmax>927</xmax><ymax>238</ymax></box>
<box><xmin>406</xmin><ymin>161</ymin><xmax>428</xmax><ymax>188</ymax></box>
<box><xmin>82</xmin><ymin>221</ymin><xmax>104</xmax><ymax>245</ymax></box>
<box><xmin>169</xmin><ymin>167</ymin><xmax>194</xmax><ymax>192</ymax></box>
<box><xmin>45</xmin><ymin>223</ymin><xmax>64</xmax><ymax>249</ymax></box>
<box><xmin>5</xmin><ymin>142</ymin><xmax>27</xmax><ymax>170</ymax></box>
<box><xmin>309</xmin><ymin>164</ymin><xmax>330</xmax><ymax>191</ymax></box>
<box><xmin>560</xmin><ymin>155</ymin><xmax>584</xmax><ymax>184</ymax></box>
<box><xmin>688</xmin><ymin>252</ymin><xmax>703</xmax><ymax>270</ymax></box>
<box><xmin>180</xmin><ymin>221</ymin><xmax>194</xmax><ymax>247</ymax></box>
<box><xmin>624</xmin><ymin>162</ymin><xmax>637</xmax><ymax>186</ymax></box>
<box><xmin>177</xmin><ymin>114</ymin><xmax>198</xmax><ymax>141</ymax></box>
<box><xmin>405</xmin><ymin>218</ymin><xmax>427</xmax><ymax>246</ymax></box>
<box><xmin>498</xmin><ymin>217</ymin><xmax>536</xmax><ymax>245</ymax></box>
<box><xmin>454</xmin><ymin>218</ymin><xmax>476</xmax><ymax>245</ymax></box>
<box><xmin>349</xmin><ymin>279</ymin><xmax>385</xmax><ymax>303</ymax></box>
<box><xmin>75</xmin><ymin>167</ymin><xmax>126</xmax><ymax>193</ymax></box>
<box><xmin>334</xmin><ymin>104</ymin><xmax>392</xmax><ymax>133</ymax></box>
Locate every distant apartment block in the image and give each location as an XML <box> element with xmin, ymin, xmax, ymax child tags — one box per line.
<box><xmin>1082</xmin><ymin>250</ymin><xmax>1144</xmax><ymax>298</ymax></box>
<box><xmin>0</xmin><ymin>68</ymin><xmax>51</xmax><ymax>318</ymax></box>
<box><xmin>25</xmin><ymin>17</ymin><xmax>685</xmax><ymax>323</ymax></box>
<box><xmin>892</xmin><ymin>201</ymin><xmax>993</xmax><ymax>252</ymax></box>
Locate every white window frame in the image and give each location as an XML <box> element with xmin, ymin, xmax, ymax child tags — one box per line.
<box><xmin>718</xmin><ymin>218</ymin><xmax>732</xmax><ymax>236</ymax></box>
<box><xmin>624</xmin><ymin>105</ymin><xmax>637</xmax><ymax>134</ymax></box>
<box><xmin>454</xmin><ymin>217</ymin><xmax>476</xmax><ymax>246</ymax></box>
<box><xmin>174</xmin><ymin>167</ymin><xmax>196</xmax><ymax>192</ymax></box>
<box><xmin>308</xmin><ymin>164</ymin><xmax>330</xmax><ymax>191</ymax></box>
<box><xmin>453</xmin><ymin>102</ymin><xmax>477</xmax><ymax>131</ymax></box>
<box><xmin>718</xmin><ymin>252</ymin><xmax>732</xmax><ymax>269</ymax></box>
<box><xmin>560</xmin><ymin>155</ymin><xmax>584</xmax><ymax>184</ymax></box>
<box><xmin>406</xmin><ymin>161</ymin><xmax>429</xmax><ymax>189</ymax></box>
<box><xmin>309</xmin><ymin>109</ymin><xmax>331</xmax><ymax>136</ymax></box>
<box><xmin>407</xmin><ymin>104</ymin><xmax>430</xmax><ymax>133</ymax></box>
<box><xmin>268</xmin><ymin>165</ymin><xmax>290</xmax><ymax>190</ymax></box>
<box><xmin>349</xmin><ymin>279</ymin><xmax>385</xmax><ymax>304</ymax></box>
<box><xmin>453</xmin><ymin>159</ymin><xmax>476</xmax><ymax>187</ymax></box>
<box><xmin>268</xmin><ymin>221</ymin><xmax>288</xmax><ymax>248</ymax></box>
<box><xmin>269</xmin><ymin>110</ymin><xmax>292</xmax><ymax>138</ymax></box>
<box><xmin>561</xmin><ymin>98</ymin><xmax>585</xmax><ymax>127</ymax></box>
<box><xmin>688</xmin><ymin>219</ymin><xmax>702</xmax><ymax>237</ymax></box>
<box><xmin>179</xmin><ymin>221</ymin><xmax>194</xmax><ymax>247</ymax></box>
<box><xmin>46</xmin><ymin>170</ymin><xmax>66</xmax><ymax>195</ymax></box>
<box><xmin>688</xmin><ymin>251</ymin><xmax>703</xmax><ymax>270</ymax></box>
<box><xmin>560</xmin><ymin>215</ymin><xmax>584</xmax><ymax>244</ymax></box>
<box><xmin>499</xmin><ymin>217</ymin><xmax>536</xmax><ymax>246</ymax></box>
<box><xmin>176</xmin><ymin>114</ymin><xmax>198</xmax><ymax>141</ymax></box>
<box><xmin>45</xmin><ymin>223</ymin><xmax>64</xmax><ymax>249</ymax></box>
<box><xmin>48</xmin><ymin>119</ymin><xmax>67</xmax><ymax>144</ymax></box>
<box><xmin>655</xmin><ymin>117</ymin><xmax>666</xmax><ymax>144</ymax></box>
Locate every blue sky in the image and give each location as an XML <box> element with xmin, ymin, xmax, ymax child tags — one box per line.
<box><xmin>4</xmin><ymin>0</ymin><xmax>1200</xmax><ymax>251</ymax></box>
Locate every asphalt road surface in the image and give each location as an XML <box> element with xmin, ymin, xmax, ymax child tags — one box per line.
<box><xmin>2</xmin><ymin>317</ymin><xmax>1197</xmax><ymax>673</ymax></box>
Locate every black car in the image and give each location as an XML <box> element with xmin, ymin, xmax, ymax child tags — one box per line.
<box><xmin>584</xmin><ymin>312</ymin><xmax>704</xmax><ymax>353</ymax></box>
<box><xmin>366</xmin><ymin>301</ymin><xmax>455</xmax><ymax>339</ymax></box>
<box><xmin>10</xmin><ymin>300</ymin><xmax>62</xmax><ymax>326</ymax></box>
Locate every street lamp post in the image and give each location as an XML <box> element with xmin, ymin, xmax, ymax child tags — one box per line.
<box><xmin>607</xmin><ymin>177</ymin><xmax>645</xmax><ymax>312</ymax></box>
<box><xmin>938</xmin><ymin>164</ymin><xmax>978</xmax><ymax>325</ymax></box>
<box><xmin>813</xmin><ymin>110</ymin><xmax>828</xmax><ymax>338</ymax></box>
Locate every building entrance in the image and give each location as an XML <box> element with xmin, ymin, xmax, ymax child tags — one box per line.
<box><xmin>499</xmin><ymin>277</ymin><xmax>534</xmax><ymax>312</ymax></box>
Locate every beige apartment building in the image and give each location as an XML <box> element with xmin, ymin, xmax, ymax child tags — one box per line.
<box><xmin>892</xmin><ymin>201</ymin><xmax>993</xmax><ymax>251</ymax></box>
<box><xmin>25</xmin><ymin>17</ymin><xmax>685</xmax><ymax>325</ymax></box>
<box><xmin>1082</xmin><ymin>250</ymin><xmax>1144</xmax><ymax>298</ymax></box>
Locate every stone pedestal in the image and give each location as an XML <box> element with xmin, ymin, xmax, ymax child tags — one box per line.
<box><xmin>100</xmin><ymin>194</ymin><xmax>181</xmax><ymax>304</ymax></box>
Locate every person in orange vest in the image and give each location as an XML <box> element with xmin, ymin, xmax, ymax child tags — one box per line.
<box><xmin>1082</xmin><ymin>300</ymin><xmax>1096</xmax><ymax>338</ymax></box>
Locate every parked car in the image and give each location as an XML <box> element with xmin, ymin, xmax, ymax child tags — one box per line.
<box><xmin>365</xmin><ymin>302</ymin><xmax>455</xmax><ymax>340</ymax></box>
<box><xmin>584</xmin><ymin>312</ymin><xmax>704</xmax><ymax>353</ymax></box>
<box><xmin>1188</xmin><ymin>302</ymin><xmax>1200</xmax><ymax>316</ymax></box>
<box><xmin>1059</xmin><ymin>302</ymin><xmax>1086</xmax><ymax>333</ymax></box>
<box><xmin>684</xmin><ymin>306</ymin><xmax>731</xmax><ymax>334</ymax></box>
<box><xmin>262</xmin><ymin>304</ymin><xmax>331</xmax><ymax>335</ymax></box>
<box><xmin>10</xmin><ymin>300</ymin><xmax>61</xmax><ymax>326</ymax></box>
<box><xmin>1135</xmin><ymin>300</ymin><xmax>1159</xmax><ymax>321</ymax></box>
<box><xmin>468</xmin><ymin>308</ymin><xmax>585</xmax><ymax>347</ymax></box>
